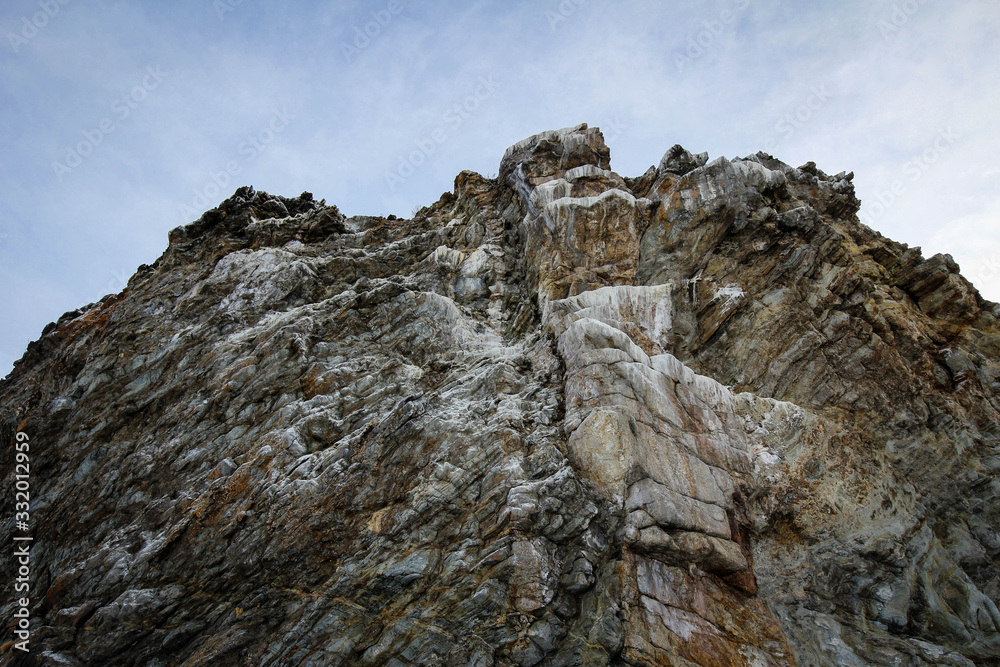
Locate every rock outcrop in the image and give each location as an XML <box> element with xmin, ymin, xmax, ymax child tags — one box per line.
<box><xmin>2</xmin><ymin>124</ymin><xmax>999</xmax><ymax>666</ymax></box>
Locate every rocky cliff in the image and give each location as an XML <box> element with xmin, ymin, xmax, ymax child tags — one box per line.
<box><xmin>2</xmin><ymin>124</ymin><xmax>999</xmax><ymax>666</ymax></box>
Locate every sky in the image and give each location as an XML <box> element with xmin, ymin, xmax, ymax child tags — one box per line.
<box><xmin>1</xmin><ymin>0</ymin><xmax>999</xmax><ymax>377</ymax></box>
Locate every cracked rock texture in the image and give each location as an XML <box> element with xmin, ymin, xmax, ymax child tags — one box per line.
<box><xmin>3</xmin><ymin>123</ymin><xmax>1000</xmax><ymax>666</ymax></box>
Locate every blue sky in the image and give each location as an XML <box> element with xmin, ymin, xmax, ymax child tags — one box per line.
<box><xmin>2</xmin><ymin>0</ymin><xmax>999</xmax><ymax>377</ymax></box>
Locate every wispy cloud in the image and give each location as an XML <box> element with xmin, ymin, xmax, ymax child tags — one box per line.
<box><xmin>2</xmin><ymin>0</ymin><xmax>999</xmax><ymax>377</ymax></box>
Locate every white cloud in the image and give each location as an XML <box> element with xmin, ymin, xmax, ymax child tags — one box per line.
<box><xmin>2</xmin><ymin>0</ymin><xmax>999</xmax><ymax>377</ymax></box>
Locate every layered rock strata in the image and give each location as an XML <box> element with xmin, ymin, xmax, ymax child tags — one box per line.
<box><xmin>2</xmin><ymin>124</ymin><xmax>999</xmax><ymax>666</ymax></box>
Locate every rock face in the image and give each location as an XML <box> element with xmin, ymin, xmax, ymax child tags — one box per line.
<box><xmin>2</xmin><ymin>123</ymin><xmax>999</xmax><ymax>666</ymax></box>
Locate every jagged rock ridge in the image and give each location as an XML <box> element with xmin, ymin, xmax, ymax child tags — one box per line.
<box><xmin>2</xmin><ymin>123</ymin><xmax>999</xmax><ymax>666</ymax></box>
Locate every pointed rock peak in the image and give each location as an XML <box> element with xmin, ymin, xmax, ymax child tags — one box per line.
<box><xmin>659</xmin><ymin>144</ymin><xmax>709</xmax><ymax>176</ymax></box>
<box><xmin>168</xmin><ymin>186</ymin><xmax>329</xmax><ymax>246</ymax></box>
<box><xmin>499</xmin><ymin>123</ymin><xmax>611</xmax><ymax>185</ymax></box>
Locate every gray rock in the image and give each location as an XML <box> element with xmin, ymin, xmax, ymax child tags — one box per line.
<box><xmin>2</xmin><ymin>124</ymin><xmax>998</xmax><ymax>666</ymax></box>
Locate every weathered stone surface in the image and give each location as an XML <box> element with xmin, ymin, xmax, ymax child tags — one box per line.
<box><xmin>2</xmin><ymin>124</ymin><xmax>999</xmax><ymax>666</ymax></box>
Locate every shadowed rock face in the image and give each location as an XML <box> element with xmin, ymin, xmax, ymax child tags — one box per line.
<box><xmin>2</xmin><ymin>123</ymin><xmax>999</xmax><ymax>666</ymax></box>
